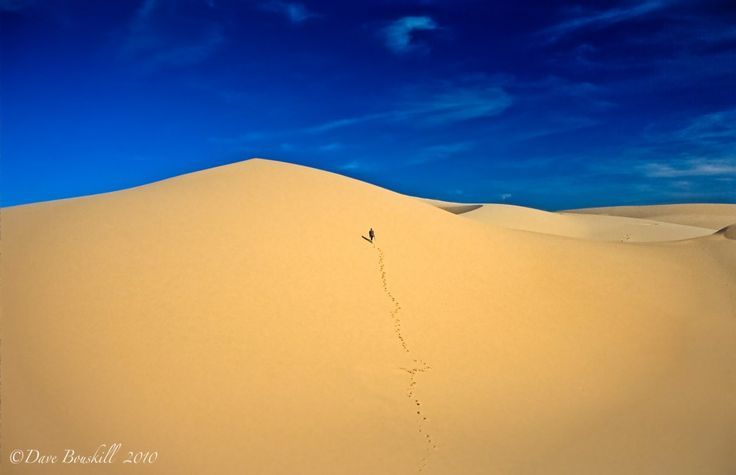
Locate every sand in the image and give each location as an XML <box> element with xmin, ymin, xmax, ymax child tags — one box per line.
<box><xmin>455</xmin><ymin>203</ymin><xmax>715</xmax><ymax>241</ymax></box>
<box><xmin>567</xmin><ymin>203</ymin><xmax>736</xmax><ymax>230</ymax></box>
<box><xmin>2</xmin><ymin>158</ymin><xmax>735</xmax><ymax>474</ymax></box>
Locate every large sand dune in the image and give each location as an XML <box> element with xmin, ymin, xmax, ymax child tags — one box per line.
<box><xmin>2</xmin><ymin>159</ymin><xmax>735</xmax><ymax>474</ymax></box>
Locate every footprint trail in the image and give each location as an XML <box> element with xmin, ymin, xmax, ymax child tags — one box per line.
<box><xmin>375</xmin><ymin>246</ymin><xmax>437</xmax><ymax>472</ymax></box>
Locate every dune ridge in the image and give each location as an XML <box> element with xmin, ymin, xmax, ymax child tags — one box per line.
<box><xmin>2</xmin><ymin>158</ymin><xmax>735</xmax><ymax>474</ymax></box>
<box><xmin>453</xmin><ymin>203</ymin><xmax>715</xmax><ymax>242</ymax></box>
<box><xmin>567</xmin><ymin>203</ymin><xmax>736</xmax><ymax>230</ymax></box>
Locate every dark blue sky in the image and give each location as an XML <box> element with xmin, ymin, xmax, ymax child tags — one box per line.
<box><xmin>2</xmin><ymin>0</ymin><xmax>735</xmax><ymax>209</ymax></box>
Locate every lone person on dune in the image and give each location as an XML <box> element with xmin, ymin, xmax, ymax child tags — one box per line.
<box><xmin>369</xmin><ymin>227</ymin><xmax>375</xmax><ymax>243</ymax></box>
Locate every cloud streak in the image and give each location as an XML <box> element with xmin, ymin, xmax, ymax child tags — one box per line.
<box><xmin>541</xmin><ymin>1</ymin><xmax>669</xmax><ymax>42</ymax></box>
<box><xmin>671</xmin><ymin>110</ymin><xmax>736</xmax><ymax>145</ymax></box>
<box><xmin>142</xmin><ymin>28</ymin><xmax>224</xmax><ymax>70</ymax></box>
<box><xmin>639</xmin><ymin>108</ymin><xmax>736</xmax><ymax>158</ymax></box>
<box><xmin>628</xmin><ymin>110</ymin><xmax>736</xmax><ymax>181</ymax></box>
<box><xmin>641</xmin><ymin>158</ymin><xmax>736</xmax><ymax>178</ymax></box>
<box><xmin>306</xmin><ymin>84</ymin><xmax>512</xmax><ymax>133</ymax></box>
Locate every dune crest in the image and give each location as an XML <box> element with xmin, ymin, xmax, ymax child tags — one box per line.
<box><xmin>567</xmin><ymin>203</ymin><xmax>736</xmax><ymax>230</ymax></box>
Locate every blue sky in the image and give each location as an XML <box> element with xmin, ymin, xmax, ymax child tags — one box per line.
<box><xmin>1</xmin><ymin>0</ymin><xmax>735</xmax><ymax>209</ymax></box>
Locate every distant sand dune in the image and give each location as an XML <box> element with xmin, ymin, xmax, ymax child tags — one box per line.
<box><xmin>567</xmin><ymin>203</ymin><xmax>736</xmax><ymax>230</ymax></box>
<box><xmin>2</xmin><ymin>158</ymin><xmax>735</xmax><ymax>474</ymax></box>
<box><xmin>453</xmin><ymin>203</ymin><xmax>714</xmax><ymax>242</ymax></box>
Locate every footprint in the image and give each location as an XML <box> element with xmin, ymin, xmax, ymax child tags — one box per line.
<box><xmin>376</xmin><ymin>246</ymin><xmax>436</xmax><ymax>471</ymax></box>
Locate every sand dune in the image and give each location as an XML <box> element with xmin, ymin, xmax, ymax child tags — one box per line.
<box><xmin>456</xmin><ymin>203</ymin><xmax>714</xmax><ymax>241</ymax></box>
<box><xmin>2</xmin><ymin>159</ymin><xmax>735</xmax><ymax>474</ymax></box>
<box><xmin>567</xmin><ymin>203</ymin><xmax>736</xmax><ymax>230</ymax></box>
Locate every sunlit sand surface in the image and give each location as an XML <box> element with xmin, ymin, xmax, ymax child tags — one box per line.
<box><xmin>455</xmin><ymin>203</ymin><xmax>715</xmax><ymax>241</ymax></box>
<box><xmin>567</xmin><ymin>203</ymin><xmax>736</xmax><ymax>230</ymax></box>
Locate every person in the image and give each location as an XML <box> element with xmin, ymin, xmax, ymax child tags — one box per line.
<box><xmin>368</xmin><ymin>227</ymin><xmax>375</xmax><ymax>243</ymax></box>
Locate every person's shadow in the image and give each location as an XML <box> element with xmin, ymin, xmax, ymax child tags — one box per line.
<box><xmin>361</xmin><ymin>235</ymin><xmax>373</xmax><ymax>243</ymax></box>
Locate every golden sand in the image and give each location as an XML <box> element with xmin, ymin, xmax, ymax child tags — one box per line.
<box><xmin>2</xmin><ymin>159</ymin><xmax>735</xmax><ymax>474</ymax></box>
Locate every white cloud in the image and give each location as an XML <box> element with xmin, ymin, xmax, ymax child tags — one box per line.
<box><xmin>641</xmin><ymin>158</ymin><xmax>736</xmax><ymax>178</ymax></box>
<box><xmin>381</xmin><ymin>16</ymin><xmax>438</xmax><ymax>54</ymax></box>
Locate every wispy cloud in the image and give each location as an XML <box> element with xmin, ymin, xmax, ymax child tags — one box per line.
<box><xmin>541</xmin><ymin>1</ymin><xmax>669</xmax><ymax>42</ymax></box>
<box><xmin>417</xmin><ymin>86</ymin><xmax>513</xmax><ymax>124</ymax></box>
<box><xmin>339</xmin><ymin>160</ymin><xmax>362</xmax><ymax>171</ymax></box>
<box><xmin>120</xmin><ymin>0</ymin><xmax>224</xmax><ymax>72</ymax></box>
<box><xmin>305</xmin><ymin>113</ymin><xmax>389</xmax><ymax>134</ymax></box>
<box><xmin>670</xmin><ymin>110</ymin><xmax>736</xmax><ymax>145</ymax></box>
<box><xmin>208</xmin><ymin>78</ymin><xmax>513</xmax><ymax>167</ymax></box>
<box><xmin>259</xmin><ymin>1</ymin><xmax>318</xmax><ymax>24</ymax></box>
<box><xmin>381</xmin><ymin>16</ymin><xmax>438</xmax><ymax>54</ymax></box>
<box><xmin>638</xmin><ymin>108</ymin><xmax>736</xmax><ymax>156</ymax></box>
<box><xmin>641</xmin><ymin>158</ymin><xmax>736</xmax><ymax>178</ymax></box>
<box><xmin>307</xmin><ymin>83</ymin><xmax>512</xmax><ymax>133</ymax></box>
<box><xmin>631</xmin><ymin>110</ymin><xmax>736</xmax><ymax>180</ymax></box>
<box><xmin>143</xmin><ymin>28</ymin><xmax>224</xmax><ymax>70</ymax></box>
<box><xmin>514</xmin><ymin>107</ymin><xmax>736</xmax><ymax>204</ymax></box>
<box><xmin>471</xmin><ymin>74</ymin><xmax>608</xmax><ymax>142</ymax></box>
<box><xmin>509</xmin><ymin>116</ymin><xmax>600</xmax><ymax>142</ymax></box>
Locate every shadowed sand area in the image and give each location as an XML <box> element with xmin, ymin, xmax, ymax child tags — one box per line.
<box><xmin>2</xmin><ymin>158</ymin><xmax>736</xmax><ymax>474</ymax></box>
<box><xmin>718</xmin><ymin>224</ymin><xmax>736</xmax><ymax>240</ymax></box>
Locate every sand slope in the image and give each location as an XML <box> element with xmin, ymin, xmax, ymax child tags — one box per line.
<box><xmin>419</xmin><ymin>198</ymin><xmax>482</xmax><ymax>214</ymax></box>
<box><xmin>2</xmin><ymin>159</ymin><xmax>735</xmax><ymax>474</ymax></box>
<box><xmin>567</xmin><ymin>203</ymin><xmax>736</xmax><ymax>230</ymax></box>
<box><xmin>458</xmin><ymin>203</ymin><xmax>714</xmax><ymax>241</ymax></box>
